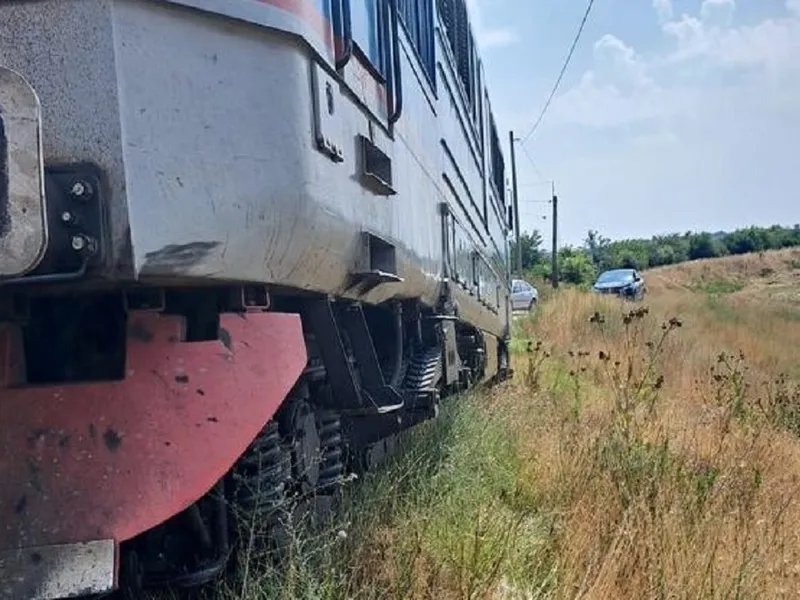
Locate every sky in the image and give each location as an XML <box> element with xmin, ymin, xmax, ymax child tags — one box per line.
<box><xmin>467</xmin><ymin>0</ymin><xmax>800</xmax><ymax>247</ymax></box>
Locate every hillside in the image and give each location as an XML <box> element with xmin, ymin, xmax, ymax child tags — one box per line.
<box><xmin>647</xmin><ymin>247</ymin><xmax>800</xmax><ymax>302</ymax></box>
<box><xmin>514</xmin><ymin>225</ymin><xmax>800</xmax><ymax>287</ymax></box>
<box><xmin>155</xmin><ymin>250</ymin><xmax>800</xmax><ymax>599</ymax></box>
<box><xmin>511</xmin><ymin>249</ymin><xmax>800</xmax><ymax>598</ymax></box>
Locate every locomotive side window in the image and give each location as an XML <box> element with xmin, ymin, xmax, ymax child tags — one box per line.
<box><xmin>437</xmin><ymin>0</ymin><xmax>480</xmax><ymax>134</ymax></box>
<box><xmin>488</xmin><ymin>112</ymin><xmax>505</xmax><ymax>205</ymax></box>
<box><xmin>350</xmin><ymin>0</ymin><xmax>388</xmax><ymax>77</ymax></box>
<box><xmin>456</xmin><ymin>226</ymin><xmax>471</xmax><ymax>288</ymax></box>
<box><xmin>472</xmin><ymin>253</ymin><xmax>499</xmax><ymax>311</ymax></box>
<box><xmin>397</xmin><ymin>0</ymin><xmax>436</xmax><ymax>87</ymax></box>
<box><xmin>447</xmin><ymin>214</ymin><xmax>457</xmax><ymax>276</ymax></box>
<box><xmin>472</xmin><ymin>51</ymin><xmax>482</xmax><ymax>131</ymax></box>
<box><xmin>472</xmin><ymin>252</ymin><xmax>481</xmax><ymax>294</ymax></box>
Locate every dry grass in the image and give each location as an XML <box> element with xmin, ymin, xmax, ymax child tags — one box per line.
<box><xmin>508</xmin><ymin>249</ymin><xmax>800</xmax><ymax>598</ymax></box>
<box><xmin>177</xmin><ymin>249</ymin><xmax>800</xmax><ymax>600</ymax></box>
<box><xmin>647</xmin><ymin>247</ymin><xmax>800</xmax><ymax>301</ymax></box>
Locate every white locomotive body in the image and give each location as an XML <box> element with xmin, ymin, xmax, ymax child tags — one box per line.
<box><xmin>0</xmin><ymin>1</ymin><xmax>514</xmax><ymax>597</ymax></box>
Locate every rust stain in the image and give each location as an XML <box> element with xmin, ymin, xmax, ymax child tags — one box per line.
<box><xmin>128</xmin><ymin>320</ymin><xmax>154</xmax><ymax>343</ymax></box>
<box><xmin>219</xmin><ymin>327</ymin><xmax>233</xmax><ymax>352</ymax></box>
<box><xmin>26</xmin><ymin>457</ymin><xmax>42</xmax><ymax>493</ymax></box>
<box><xmin>103</xmin><ymin>428</ymin><xmax>122</xmax><ymax>453</ymax></box>
<box><xmin>26</xmin><ymin>428</ymin><xmax>49</xmax><ymax>448</ymax></box>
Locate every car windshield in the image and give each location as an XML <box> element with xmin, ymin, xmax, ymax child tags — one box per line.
<box><xmin>596</xmin><ymin>270</ymin><xmax>634</xmax><ymax>284</ymax></box>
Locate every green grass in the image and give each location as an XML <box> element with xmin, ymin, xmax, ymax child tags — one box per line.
<box><xmin>178</xmin><ymin>392</ymin><xmax>554</xmax><ymax>600</ymax></box>
<box><xmin>694</xmin><ymin>278</ymin><xmax>745</xmax><ymax>295</ymax></box>
<box><xmin>703</xmin><ymin>295</ymin><xmax>745</xmax><ymax>325</ymax></box>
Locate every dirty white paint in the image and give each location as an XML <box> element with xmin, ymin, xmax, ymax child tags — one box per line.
<box><xmin>0</xmin><ymin>0</ymin><xmax>511</xmax><ymax>333</ymax></box>
<box><xmin>0</xmin><ymin>67</ymin><xmax>47</xmax><ymax>278</ymax></box>
<box><xmin>0</xmin><ymin>539</ymin><xmax>115</xmax><ymax>599</ymax></box>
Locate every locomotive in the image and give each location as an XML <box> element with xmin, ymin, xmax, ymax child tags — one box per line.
<box><xmin>0</xmin><ymin>0</ymin><xmax>515</xmax><ymax>597</ymax></box>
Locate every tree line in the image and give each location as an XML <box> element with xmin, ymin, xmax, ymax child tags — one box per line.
<box><xmin>511</xmin><ymin>224</ymin><xmax>800</xmax><ymax>287</ymax></box>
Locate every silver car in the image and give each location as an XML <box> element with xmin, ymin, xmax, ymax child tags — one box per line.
<box><xmin>511</xmin><ymin>278</ymin><xmax>539</xmax><ymax>312</ymax></box>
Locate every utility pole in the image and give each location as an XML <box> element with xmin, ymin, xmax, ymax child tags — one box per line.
<box><xmin>550</xmin><ymin>181</ymin><xmax>559</xmax><ymax>288</ymax></box>
<box><xmin>508</xmin><ymin>131</ymin><xmax>521</xmax><ymax>277</ymax></box>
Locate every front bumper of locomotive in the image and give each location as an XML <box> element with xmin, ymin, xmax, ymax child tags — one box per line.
<box><xmin>0</xmin><ymin>65</ymin><xmax>309</xmax><ymax>599</ymax></box>
<box><xmin>0</xmin><ymin>68</ymin><xmax>116</xmax><ymax>599</ymax></box>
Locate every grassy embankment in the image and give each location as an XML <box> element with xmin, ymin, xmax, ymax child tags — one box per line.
<box><xmin>196</xmin><ymin>248</ymin><xmax>800</xmax><ymax>599</ymax></box>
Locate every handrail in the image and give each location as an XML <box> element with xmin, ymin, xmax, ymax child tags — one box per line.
<box><xmin>388</xmin><ymin>0</ymin><xmax>403</xmax><ymax>125</ymax></box>
<box><xmin>335</xmin><ymin>0</ymin><xmax>353</xmax><ymax>70</ymax></box>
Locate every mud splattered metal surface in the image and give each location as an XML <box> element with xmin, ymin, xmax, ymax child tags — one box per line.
<box><xmin>0</xmin><ymin>1</ymin><xmax>133</xmax><ymax>280</ymax></box>
<box><xmin>0</xmin><ymin>539</ymin><xmax>115</xmax><ymax>600</ymax></box>
<box><xmin>0</xmin><ymin>1</ymin><xmax>509</xmax><ymax>336</ymax></box>
<box><xmin>0</xmin><ymin>311</ymin><xmax>306</xmax><ymax>560</ymax></box>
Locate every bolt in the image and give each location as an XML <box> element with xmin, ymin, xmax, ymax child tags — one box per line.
<box><xmin>71</xmin><ymin>234</ymin><xmax>98</xmax><ymax>255</ymax></box>
<box><xmin>71</xmin><ymin>235</ymin><xmax>86</xmax><ymax>251</ymax></box>
<box><xmin>69</xmin><ymin>180</ymin><xmax>93</xmax><ymax>200</ymax></box>
<box><xmin>61</xmin><ymin>211</ymin><xmax>73</xmax><ymax>224</ymax></box>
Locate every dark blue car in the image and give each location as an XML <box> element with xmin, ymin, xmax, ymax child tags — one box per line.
<box><xmin>592</xmin><ymin>268</ymin><xmax>646</xmax><ymax>300</ymax></box>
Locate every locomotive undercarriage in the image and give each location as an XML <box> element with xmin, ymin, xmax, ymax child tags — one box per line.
<box><xmin>0</xmin><ymin>283</ymin><xmax>507</xmax><ymax>597</ymax></box>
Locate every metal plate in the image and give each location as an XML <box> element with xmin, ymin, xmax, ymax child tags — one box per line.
<box><xmin>312</xmin><ymin>62</ymin><xmax>345</xmax><ymax>162</ymax></box>
<box><xmin>0</xmin><ymin>540</ymin><xmax>115</xmax><ymax>600</ymax></box>
<box><xmin>0</xmin><ymin>67</ymin><xmax>47</xmax><ymax>278</ymax></box>
<box><xmin>0</xmin><ymin>311</ymin><xmax>307</xmax><ymax>554</ymax></box>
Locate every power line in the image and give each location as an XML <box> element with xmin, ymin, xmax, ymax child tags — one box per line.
<box><xmin>519</xmin><ymin>0</ymin><xmax>596</xmax><ymax>145</ymax></box>
<box><xmin>519</xmin><ymin>143</ymin><xmax>545</xmax><ymax>180</ymax></box>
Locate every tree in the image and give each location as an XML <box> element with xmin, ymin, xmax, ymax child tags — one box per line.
<box><xmin>509</xmin><ymin>230</ymin><xmax>544</xmax><ymax>272</ymax></box>
<box><xmin>529</xmin><ymin>224</ymin><xmax>800</xmax><ymax>289</ymax></box>
<box><xmin>687</xmin><ymin>232</ymin><xmax>720</xmax><ymax>260</ymax></box>
<box><xmin>647</xmin><ymin>243</ymin><xmax>677</xmax><ymax>267</ymax></box>
<box><xmin>560</xmin><ymin>252</ymin><xmax>596</xmax><ymax>286</ymax></box>
<box><xmin>724</xmin><ymin>228</ymin><xmax>763</xmax><ymax>255</ymax></box>
<box><xmin>584</xmin><ymin>229</ymin><xmax>611</xmax><ymax>268</ymax></box>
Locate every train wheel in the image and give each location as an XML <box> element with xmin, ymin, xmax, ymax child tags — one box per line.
<box><xmin>232</xmin><ymin>420</ymin><xmax>293</xmax><ymax>558</ymax></box>
<box><xmin>232</xmin><ymin>394</ymin><xmax>345</xmax><ymax>563</ymax></box>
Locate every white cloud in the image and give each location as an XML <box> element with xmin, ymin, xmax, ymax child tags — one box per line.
<box><xmin>549</xmin><ymin>0</ymin><xmax>800</xmax><ymax>130</ymax></box>
<box><xmin>515</xmin><ymin>0</ymin><xmax>800</xmax><ymax>242</ymax></box>
<box><xmin>593</xmin><ymin>34</ymin><xmax>652</xmax><ymax>89</ymax></box>
<box><xmin>479</xmin><ymin>29</ymin><xmax>520</xmax><ymax>49</ymax></box>
<box><xmin>661</xmin><ymin>15</ymin><xmax>710</xmax><ymax>61</ymax></box>
<box><xmin>700</xmin><ymin>0</ymin><xmax>735</xmax><ymax>24</ymax></box>
<box><xmin>465</xmin><ymin>0</ymin><xmax>519</xmax><ymax>50</ymax></box>
<box><xmin>653</xmin><ymin>0</ymin><xmax>673</xmax><ymax>22</ymax></box>
<box><xmin>661</xmin><ymin>9</ymin><xmax>800</xmax><ymax>78</ymax></box>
